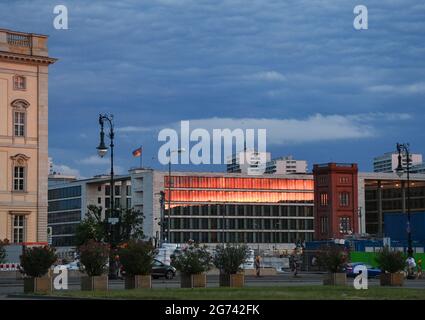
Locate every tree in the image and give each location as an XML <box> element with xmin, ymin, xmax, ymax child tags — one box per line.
<box><xmin>75</xmin><ymin>205</ymin><xmax>107</xmax><ymax>246</ymax></box>
<box><xmin>20</xmin><ymin>246</ymin><xmax>57</xmax><ymax>278</ymax></box>
<box><xmin>213</xmin><ymin>244</ymin><xmax>249</xmax><ymax>275</ymax></box>
<box><xmin>75</xmin><ymin>205</ymin><xmax>145</xmax><ymax>247</ymax></box>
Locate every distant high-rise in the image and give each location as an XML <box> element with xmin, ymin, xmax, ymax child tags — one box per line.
<box><xmin>373</xmin><ymin>152</ymin><xmax>422</xmax><ymax>173</ymax></box>
<box><xmin>227</xmin><ymin>151</ymin><xmax>308</xmax><ymax>175</ymax></box>
<box><xmin>265</xmin><ymin>155</ymin><xmax>308</xmax><ymax>174</ymax></box>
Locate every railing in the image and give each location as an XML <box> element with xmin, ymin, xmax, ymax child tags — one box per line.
<box><xmin>7</xmin><ymin>32</ymin><xmax>31</xmax><ymax>47</ymax></box>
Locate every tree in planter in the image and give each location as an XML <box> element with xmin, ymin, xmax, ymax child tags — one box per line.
<box><xmin>376</xmin><ymin>246</ymin><xmax>405</xmax><ymax>286</ymax></box>
<box><xmin>118</xmin><ymin>241</ymin><xmax>155</xmax><ymax>289</ymax></box>
<box><xmin>78</xmin><ymin>240</ymin><xmax>110</xmax><ymax>291</ymax></box>
<box><xmin>75</xmin><ymin>205</ymin><xmax>145</xmax><ymax>279</ymax></box>
<box><xmin>171</xmin><ymin>243</ymin><xmax>212</xmax><ymax>288</ymax></box>
<box><xmin>318</xmin><ymin>245</ymin><xmax>349</xmax><ymax>285</ymax></box>
<box><xmin>213</xmin><ymin>244</ymin><xmax>249</xmax><ymax>287</ymax></box>
<box><xmin>19</xmin><ymin>246</ymin><xmax>57</xmax><ymax>293</ymax></box>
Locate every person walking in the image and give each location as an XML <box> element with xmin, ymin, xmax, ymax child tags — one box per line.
<box><xmin>255</xmin><ymin>256</ymin><xmax>261</xmax><ymax>277</ymax></box>
<box><xmin>416</xmin><ymin>259</ymin><xmax>422</xmax><ymax>279</ymax></box>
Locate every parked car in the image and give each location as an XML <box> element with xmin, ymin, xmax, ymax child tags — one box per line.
<box><xmin>63</xmin><ymin>260</ymin><xmax>81</xmax><ymax>271</ymax></box>
<box><xmin>345</xmin><ymin>262</ymin><xmax>381</xmax><ymax>278</ymax></box>
<box><xmin>152</xmin><ymin>259</ymin><xmax>176</xmax><ymax>279</ymax></box>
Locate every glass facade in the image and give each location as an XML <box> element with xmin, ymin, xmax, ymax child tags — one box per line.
<box><xmin>163</xmin><ymin>176</ymin><xmax>314</xmax><ymax>244</ymax></box>
<box><xmin>48</xmin><ymin>185</ymin><xmax>82</xmax><ymax>247</ymax></box>
<box><xmin>365</xmin><ymin>180</ymin><xmax>425</xmax><ymax>235</ymax></box>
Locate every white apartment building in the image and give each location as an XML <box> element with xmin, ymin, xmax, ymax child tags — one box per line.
<box><xmin>226</xmin><ymin>150</ymin><xmax>271</xmax><ymax>175</ymax></box>
<box><xmin>373</xmin><ymin>152</ymin><xmax>423</xmax><ymax>173</ymax></box>
<box><xmin>265</xmin><ymin>155</ymin><xmax>308</xmax><ymax>174</ymax></box>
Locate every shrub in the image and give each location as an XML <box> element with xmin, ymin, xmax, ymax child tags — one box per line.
<box><xmin>0</xmin><ymin>239</ymin><xmax>8</xmax><ymax>264</ymax></box>
<box><xmin>376</xmin><ymin>246</ymin><xmax>405</xmax><ymax>273</ymax></box>
<box><xmin>78</xmin><ymin>240</ymin><xmax>110</xmax><ymax>276</ymax></box>
<box><xmin>213</xmin><ymin>244</ymin><xmax>249</xmax><ymax>275</ymax></box>
<box><xmin>118</xmin><ymin>241</ymin><xmax>155</xmax><ymax>276</ymax></box>
<box><xmin>171</xmin><ymin>243</ymin><xmax>212</xmax><ymax>275</ymax></box>
<box><xmin>318</xmin><ymin>245</ymin><xmax>349</xmax><ymax>273</ymax></box>
<box><xmin>20</xmin><ymin>246</ymin><xmax>57</xmax><ymax>278</ymax></box>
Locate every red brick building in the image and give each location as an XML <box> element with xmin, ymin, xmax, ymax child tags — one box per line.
<box><xmin>313</xmin><ymin>163</ymin><xmax>359</xmax><ymax>240</ymax></box>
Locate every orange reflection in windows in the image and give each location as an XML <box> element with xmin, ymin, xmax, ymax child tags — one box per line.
<box><xmin>163</xmin><ymin>175</ymin><xmax>314</xmax><ymax>206</ymax></box>
<box><xmin>164</xmin><ymin>176</ymin><xmax>313</xmax><ymax>191</ymax></box>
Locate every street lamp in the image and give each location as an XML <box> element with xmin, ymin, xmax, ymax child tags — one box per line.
<box><xmin>395</xmin><ymin>142</ymin><xmax>413</xmax><ymax>258</ymax></box>
<box><xmin>166</xmin><ymin>148</ymin><xmax>185</xmax><ymax>243</ymax></box>
<box><xmin>96</xmin><ymin>114</ymin><xmax>116</xmax><ymax>242</ymax></box>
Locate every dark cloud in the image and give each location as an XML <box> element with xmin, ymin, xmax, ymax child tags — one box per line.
<box><xmin>1</xmin><ymin>0</ymin><xmax>424</xmax><ymax>176</ymax></box>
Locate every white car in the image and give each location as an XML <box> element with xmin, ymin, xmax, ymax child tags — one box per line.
<box><xmin>63</xmin><ymin>261</ymin><xmax>81</xmax><ymax>271</ymax></box>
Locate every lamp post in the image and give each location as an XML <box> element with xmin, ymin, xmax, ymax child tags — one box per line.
<box><xmin>395</xmin><ymin>143</ymin><xmax>413</xmax><ymax>258</ymax></box>
<box><xmin>96</xmin><ymin>114</ymin><xmax>116</xmax><ymax>245</ymax></box>
<box><xmin>166</xmin><ymin>149</ymin><xmax>185</xmax><ymax>243</ymax></box>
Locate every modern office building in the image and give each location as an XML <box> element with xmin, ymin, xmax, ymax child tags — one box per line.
<box><xmin>265</xmin><ymin>155</ymin><xmax>308</xmax><ymax>174</ymax></box>
<box><xmin>47</xmin><ymin>175</ymin><xmax>132</xmax><ymax>252</ymax></box>
<box><xmin>49</xmin><ymin>169</ymin><xmax>315</xmax><ymax>252</ymax></box>
<box><xmin>130</xmin><ymin>169</ymin><xmax>315</xmax><ymax>249</ymax></box>
<box><xmin>373</xmin><ymin>152</ymin><xmax>422</xmax><ymax>173</ymax></box>
<box><xmin>0</xmin><ymin>29</ymin><xmax>56</xmax><ymax>243</ymax></box>
<box><xmin>360</xmin><ymin>172</ymin><xmax>425</xmax><ymax>237</ymax></box>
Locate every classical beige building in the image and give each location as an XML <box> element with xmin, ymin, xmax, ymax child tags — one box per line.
<box><xmin>0</xmin><ymin>29</ymin><xmax>56</xmax><ymax>243</ymax></box>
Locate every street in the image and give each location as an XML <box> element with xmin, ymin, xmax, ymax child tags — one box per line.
<box><xmin>1</xmin><ymin>273</ymin><xmax>424</xmax><ymax>299</ymax></box>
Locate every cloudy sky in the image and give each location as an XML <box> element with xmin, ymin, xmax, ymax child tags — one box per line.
<box><xmin>1</xmin><ymin>0</ymin><xmax>424</xmax><ymax>177</ymax></box>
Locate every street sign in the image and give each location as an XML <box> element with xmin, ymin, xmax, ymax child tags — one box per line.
<box><xmin>108</xmin><ymin>217</ymin><xmax>119</xmax><ymax>225</ymax></box>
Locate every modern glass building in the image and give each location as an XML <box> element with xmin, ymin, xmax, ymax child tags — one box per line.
<box><xmin>130</xmin><ymin>169</ymin><xmax>315</xmax><ymax>249</ymax></box>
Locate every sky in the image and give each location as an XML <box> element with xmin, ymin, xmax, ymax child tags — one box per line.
<box><xmin>1</xmin><ymin>0</ymin><xmax>424</xmax><ymax>178</ymax></box>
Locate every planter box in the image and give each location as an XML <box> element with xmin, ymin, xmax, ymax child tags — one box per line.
<box><xmin>323</xmin><ymin>273</ymin><xmax>347</xmax><ymax>286</ymax></box>
<box><xmin>125</xmin><ymin>275</ymin><xmax>152</xmax><ymax>289</ymax></box>
<box><xmin>81</xmin><ymin>275</ymin><xmax>108</xmax><ymax>291</ymax></box>
<box><xmin>380</xmin><ymin>273</ymin><xmax>404</xmax><ymax>286</ymax></box>
<box><xmin>219</xmin><ymin>273</ymin><xmax>245</xmax><ymax>287</ymax></box>
<box><xmin>181</xmin><ymin>273</ymin><xmax>206</xmax><ymax>288</ymax></box>
<box><xmin>24</xmin><ymin>277</ymin><xmax>52</xmax><ymax>293</ymax></box>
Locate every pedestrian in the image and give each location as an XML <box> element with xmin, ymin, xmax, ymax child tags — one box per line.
<box><xmin>417</xmin><ymin>259</ymin><xmax>422</xmax><ymax>279</ymax></box>
<box><xmin>406</xmin><ymin>256</ymin><xmax>416</xmax><ymax>279</ymax></box>
<box><xmin>255</xmin><ymin>256</ymin><xmax>261</xmax><ymax>277</ymax></box>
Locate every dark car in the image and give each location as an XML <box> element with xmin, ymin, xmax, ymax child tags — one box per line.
<box><xmin>345</xmin><ymin>262</ymin><xmax>381</xmax><ymax>278</ymax></box>
<box><xmin>152</xmin><ymin>259</ymin><xmax>176</xmax><ymax>280</ymax></box>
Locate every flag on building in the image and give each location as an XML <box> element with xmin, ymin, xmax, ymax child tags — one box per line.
<box><xmin>132</xmin><ymin>146</ymin><xmax>142</xmax><ymax>157</ymax></box>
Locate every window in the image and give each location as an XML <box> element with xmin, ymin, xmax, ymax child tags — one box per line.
<box><xmin>13</xmin><ymin>166</ymin><xmax>25</xmax><ymax>191</ymax></box>
<box><xmin>115</xmin><ymin>185</ymin><xmax>120</xmax><ymax>196</ymax></box>
<box><xmin>14</xmin><ymin>112</ymin><xmax>25</xmax><ymax>136</ymax></box>
<box><xmin>320</xmin><ymin>216</ymin><xmax>328</xmax><ymax>234</ymax></box>
<box><xmin>339</xmin><ymin>192</ymin><xmax>350</xmax><ymax>207</ymax></box>
<box><xmin>97</xmin><ymin>197</ymin><xmax>101</xmax><ymax>204</ymax></box>
<box><xmin>13</xmin><ymin>76</ymin><xmax>26</xmax><ymax>90</ymax></box>
<box><xmin>339</xmin><ymin>217</ymin><xmax>351</xmax><ymax>234</ymax></box>
<box><xmin>320</xmin><ymin>193</ymin><xmax>328</xmax><ymax>206</ymax></box>
<box><xmin>97</xmin><ymin>186</ymin><xmax>102</xmax><ymax>192</ymax></box>
<box><xmin>13</xmin><ymin>215</ymin><xmax>25</xmax><ymax>243</ymax></box>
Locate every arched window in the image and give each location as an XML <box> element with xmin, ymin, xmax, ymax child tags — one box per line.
<box><xmin>11</xmin><ymin>99</ymin><xmax>30</xmax><ymax>137</ymax></box>
<box><xmin>13</xmin><ymin>75</ymin><xmax>26</xmax><ymax>90</ymax></box>
<box><xmin>10</xmin><ymin>154</ymin><xmax>30</xmax><ymax>192</ymax></box>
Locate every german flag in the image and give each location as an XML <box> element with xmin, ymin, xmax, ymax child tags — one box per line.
<box><xmin>132</xmin><ymin>146</ymin><xmax>142</xmax><ymax>157</ymax></box>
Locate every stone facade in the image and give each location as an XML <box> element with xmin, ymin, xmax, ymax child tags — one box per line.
<box><xmin>0</xmin><ymin>29</ymin><xmax>56</xmax><ymax>243</ymax></box>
